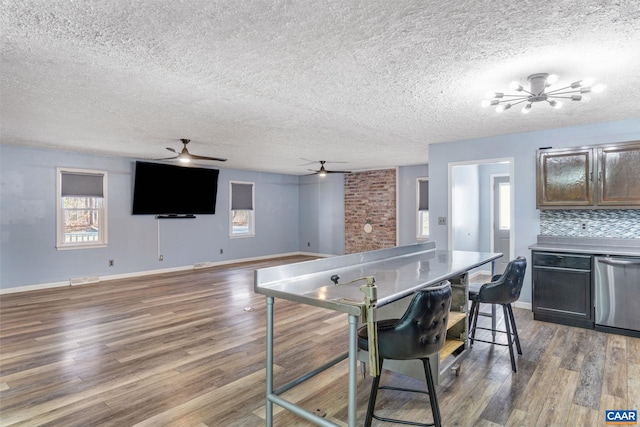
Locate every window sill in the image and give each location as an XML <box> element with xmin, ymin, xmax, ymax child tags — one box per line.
<box><xmin>229</xmin><ymin>234</ymin><xmax>255</xmax><ymax>239</ymax></box>
<box><xmin>56</xmin><ymin>243</ymin><xmax>108</xmax><ymax>250</ymax></box>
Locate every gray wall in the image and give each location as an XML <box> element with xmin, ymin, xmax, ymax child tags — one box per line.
<box><xmin>0</xmin><ymin>144</ymin><xmax>300</xmax><ymax>289</ymax></box>
<box><xmin>397</xmin><ymin>164</ymin><xmax>429</xmax><ymax>246</ymax></box>
<box><xmin>428</xmin><ymin>117</ymin><xmax>640</xmax><ymax>304</ymax></box>
<box><xmin>298</xmin><ymin>173</ymin><xmax>345</xmax><ymax>255</ymax></box>
<box><xmin>452</xmin><ymin>164</ymin><xmax>480</xmax><ymax>251</ymax></box>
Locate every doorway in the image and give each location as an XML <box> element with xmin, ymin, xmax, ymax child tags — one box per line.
<box><xmin>492</xmin><ymin>174</ymin><xmax>511</xmax><ymax>274</ymax></box>
<box><xmin>449</xmin><ymin>159</ymin><xmax>514</xmax><ymax>275</ymax></box>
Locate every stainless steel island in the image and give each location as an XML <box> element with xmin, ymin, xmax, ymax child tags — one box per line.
<box><xmin>254</xmin><ymin>242</ymin><xmax>501</xmax><ymax>426</ymax></box>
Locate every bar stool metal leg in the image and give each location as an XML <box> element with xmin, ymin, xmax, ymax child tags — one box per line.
<box><xmin>506</xmin><ymin>304</ymin><xmax>522</xmax><ymax>355</ymax></box>
<box><xmin>502</xmin><ymin>304</ymin><xmax>517</xmax><ymax>372</ymax></box>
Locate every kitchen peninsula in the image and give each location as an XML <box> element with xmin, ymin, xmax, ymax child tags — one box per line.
<box><xmin>254</xmin><ymin>241</ymin><xmax>501</xmax><ymax>427</ymax></box>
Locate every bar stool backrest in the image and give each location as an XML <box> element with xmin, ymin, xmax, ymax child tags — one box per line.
<box><xmin>478</xmin><ymin>256</ymin><xmax>527</xmax><ymax>304</ymax></box>
<box><xmin>377</xmin><ymin>282</ymin><xmax>452</xmax><ymax>360</ymax></box>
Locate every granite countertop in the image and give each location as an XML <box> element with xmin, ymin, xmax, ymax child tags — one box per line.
<box><xmin>529</xmin><ymin>236</ymin><xmax>640</xmax><ymax>257</ymax></box>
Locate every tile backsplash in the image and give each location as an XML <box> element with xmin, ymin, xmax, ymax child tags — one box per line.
<box><xmin>540</xmin><ymin>210</ymin><xmax>640</xmax><ymax>238</ymax></box>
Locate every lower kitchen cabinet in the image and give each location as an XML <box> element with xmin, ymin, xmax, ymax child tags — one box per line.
<box><xmin>532</xmin><ymin>251</ymin><xmax>594</xmax><ymax>329</ymax></box>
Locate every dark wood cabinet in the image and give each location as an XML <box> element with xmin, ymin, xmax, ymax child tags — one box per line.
<box><xmin>532</xmin><ymin>251</ymin><xmax>593</xmax><ymax>329</ymax></box>
<box><xmin>598</xmin><ymin>143</ymin><xmax>640</xmax><ymax>206</ymax></box>
<box><xmin>537</xmin><ymin>141</ymin><xmax>640</xmax><ymax>209</ymax></box>
<box><xmin>537</xmin><ymin>147</ymin><xmax>594</xmax><ymax>207</ymax></box>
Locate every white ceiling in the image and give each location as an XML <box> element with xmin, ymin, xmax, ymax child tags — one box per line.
<box><xmin>1</xmin><ymin>1</ymin><xmax>639</xmax><ymax>175</ymax></box>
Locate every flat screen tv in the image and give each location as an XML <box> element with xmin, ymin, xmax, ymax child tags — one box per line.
<box><xmin>132</xmin><ymin>161</ymin><xmax>219</xmax><ymax>215</ymax></box>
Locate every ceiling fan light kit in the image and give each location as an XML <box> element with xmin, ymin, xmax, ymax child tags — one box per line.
<box><xmin>482</xmin><ymin>73</ymin><xmax>606</xmax><ymax>114</ymax></box>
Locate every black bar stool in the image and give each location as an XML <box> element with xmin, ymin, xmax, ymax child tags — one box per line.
<box><xmin>468</xmin><ymin>256</ymin><xmax>527</xmax><ymax>372</ymax></box>
<box><xmin>358</xmin><ymin>282</ymin><xmax>452</xmax><ymax>427</ymax></box>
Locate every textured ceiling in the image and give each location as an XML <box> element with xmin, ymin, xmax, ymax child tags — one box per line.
<box><xmin>1</xmin><ymin>0</ymin><xmax>639</xmax><ymax>175</ymax></box>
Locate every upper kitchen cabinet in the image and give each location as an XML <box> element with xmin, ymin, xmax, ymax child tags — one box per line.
<box><xmin>537</xmin><ymin>147</ymin><xmax>594</xmax><ymax>208</ymax></box>
<box><xmin>537</xmin><ymin>141</ymin><xmax>640</xmax><ymax>209</ymax></box>
<box><xmin>598</xmin><ymin>143</ymin><xmax>640</xmax><ymax>206</ymax></box>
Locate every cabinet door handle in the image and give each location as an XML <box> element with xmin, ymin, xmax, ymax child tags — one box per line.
<box><xmin>598</xmin><ymin>171</ymin><xmax>602</xmax><ymax>181</ymax></box>
<box><xmin>589</xmin><ymin>172</ymin><xmax>593</xmax><ymax>181</ymax></box>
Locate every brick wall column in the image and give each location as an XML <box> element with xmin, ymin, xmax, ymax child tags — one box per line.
<box><xmin>344</xmin><ymin>169</ymin><xmax>396</xmax><ymax>254</ymax></box>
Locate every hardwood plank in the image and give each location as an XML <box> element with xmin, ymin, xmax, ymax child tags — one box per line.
<box><xmin>534</xmin><ymin>367</ymin><xmax>579</xmax><ymax>427</ymax></box>
<box><xmin>602</xmin><ymin>334</ymin><xmax>628</xmax><ymax>399</ymax></box>
<box><xmin>573</xmin><ymin>330</ymin><xmax>607</xmax><ymax>409</ymax></box>
<box><xmin>628</xmin><ymin>363</ymin><xmax>640</xmax><ymax>414</ymax></box>
<box><xmin>565</xmin><ymin>403</ymin><xmax>599</xmax><ymax>427</ymax></box>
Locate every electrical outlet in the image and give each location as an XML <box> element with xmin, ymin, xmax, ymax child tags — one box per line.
<box><xmin>159</xmin><ymin>255</ymin><xmax>164</xmax><ymax>261</ymax></box>
<box><xmin>108</xmin><ymin>259</ymin><xmax>114</xmax><ymax>267</ymax></box>
<box><xmin>438</xmin><ymin>216</ymin><xmax>447</xmax><ymax>225</ymax></box>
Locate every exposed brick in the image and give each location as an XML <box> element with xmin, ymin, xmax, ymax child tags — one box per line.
<box><xmin>344</xmin><ymin>169</ymin><xmax>396</xmax><ymax>254</ymax></box>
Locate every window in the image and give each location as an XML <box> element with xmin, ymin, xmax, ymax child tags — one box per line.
<box><xmin>417</xmin><ymin>178</ymin><xmax>429</xmax><ymax>239</ymax></box>
<box><xmin>230</xmin><ymin>181</ymin><xmax>254</xmax><ymax>237</ymax></box>
<box><xmin>56</xmin><ymin>168</ymin><xmax>107</xmax><ymax>249</ymax></box>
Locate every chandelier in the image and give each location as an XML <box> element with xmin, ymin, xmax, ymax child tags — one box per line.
<box><xmin>482</xmin><ymin>73</ymin><xmax>606</xmax><ymax>113</ymax></box>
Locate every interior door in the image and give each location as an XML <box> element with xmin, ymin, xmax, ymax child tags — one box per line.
<box><xmin>493</xmin><ymin>175</ymin><xmax>510</xmax><ymax>274</ymax></box>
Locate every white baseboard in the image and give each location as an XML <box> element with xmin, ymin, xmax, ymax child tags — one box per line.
<box><xmin>0</xmin><ymin>280</ymin><xmax>72</xmax><ymax>294</ymax></box>
<box><xmin>0</xmin><ymin>251</ymin><xmax>331</xmax><ymax>295</ymax></box>
<box><xmin>70</xmin><ymin>275</ymin><xmax>100</xmax><ymax>286</ymax></box>
<box><xmin>468</xmin><ymin>269</ymin><xmax>492</xmax><ymax>281</ymax></box>
<box><xmin>514</xmin><ymin>301</ymin><xmax>532</xmax><ymax>310</ymax></box>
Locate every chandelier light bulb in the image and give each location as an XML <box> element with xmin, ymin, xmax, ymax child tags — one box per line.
<box><xmin>551</xmin><ymin>100</ymin><xmax>563</xmax><ymax>109</ymax></box>
<box><xmin>522</xmin><ymin>103</ymin><xmax>532</xmax><ymax>114</ymax></box>
<box><xmin>481</xmin><ymin>99</ymin><xmax>500</xmax><ymax>107</ymax></box>
<box><xmin>571</xmin><ymin>95</ymin><xmax>582</xmax><ymax>101</ymax></box>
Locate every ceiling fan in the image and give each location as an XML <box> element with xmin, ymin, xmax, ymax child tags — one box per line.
<box><xmin>160</xmin><ymin>139</ymin><xmax>227</xmax><ymax>163</ymax></box>
<box><xmin>306</xmin><ymin>160</ymin><xmax>351</xmax><ymax>176</ymax></box>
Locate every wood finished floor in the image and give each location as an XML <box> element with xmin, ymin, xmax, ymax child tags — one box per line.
<box><xmin>1</xmin><ymin>256</ymin><xmax>639</xmax><ymax>426</ymax></box>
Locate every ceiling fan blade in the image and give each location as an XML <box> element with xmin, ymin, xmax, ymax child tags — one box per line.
<box><xmin>189</xmin><ymin>154</ymin><xmax>228</xmax><ymax>162</ymax></box>
<box><xmin>326</xmin><ymin>170</ymin><xmax>351</xmax><ymax>174</ymax></box>
<box><xmin>166</xmin><ymin>147</ymin><xmax>178</xmax><ymax>154</ymax></box>
<box><xmin>154</xmin><ymin>155</ymin><xmax>179</xmax><ymax>161</ymax></box>
<box><xmin>300</xmin><ymin>158</ymin><xmax>348</xmax><ymax>166</ymax></box>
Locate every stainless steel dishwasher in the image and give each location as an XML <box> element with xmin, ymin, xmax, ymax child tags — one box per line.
<box><xmin>594</xmin><ymin>255</ymin><xmax>640</xmax><ymax>336</ymax></box>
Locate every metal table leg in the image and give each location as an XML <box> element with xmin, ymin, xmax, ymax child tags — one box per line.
<box><xmin>266</xmin><ymin>296</ymin><xmax>274</xmax><ymax>427</ymax></box>
<box><xmin>348</xmin><ymin>314</ymin><xmax>358</xmax><ymax>426</ymax></box>
<box><xmin>491</xmin><ymin>260</ymin><xmax>497</xmax><ymax>342</ymax></box>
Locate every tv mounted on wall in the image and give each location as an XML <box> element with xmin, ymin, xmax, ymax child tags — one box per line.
<box><xmin>132</xmin><ymin>161</ymin><xmax>219</xmax><ymax>215</ymax></box>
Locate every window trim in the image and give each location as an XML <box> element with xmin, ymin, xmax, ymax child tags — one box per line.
<box><xmin>416</xmin><ymin>177</ymin><xmax>429</xmax><ymax>240</ymax></box>
<box><xmin>56</xmin><ymin>167</ymin><xmax>108</xmax><ymax>250</ymax></box>
<box><xmin>229</xmin><ymin>180</ymin><xmax>255</xmax><ymax>238</ymax></box>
